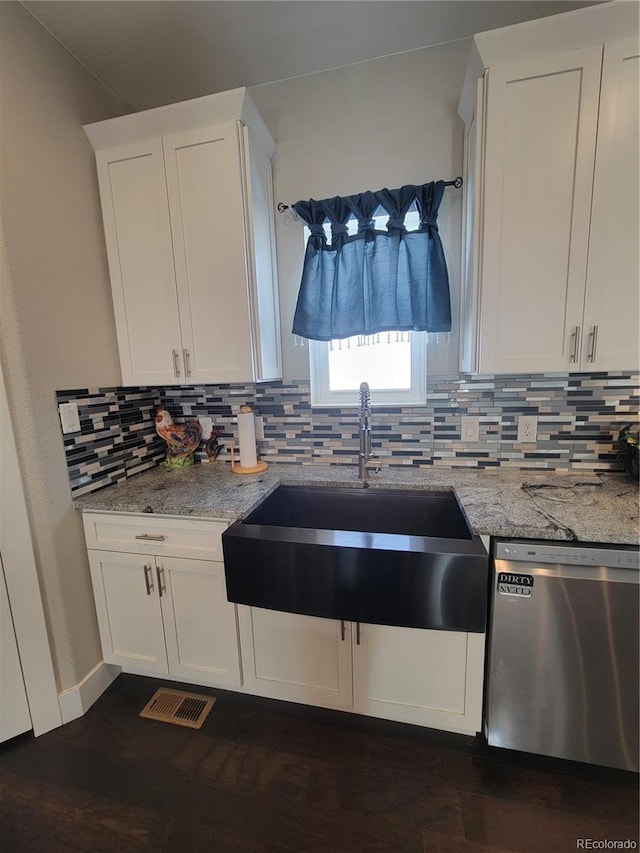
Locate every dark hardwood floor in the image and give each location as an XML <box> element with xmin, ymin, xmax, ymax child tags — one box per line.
<box><xmin>1</xmin><ymin>674</ymin><xmax>637</xmax><ymax>851</ymax></box>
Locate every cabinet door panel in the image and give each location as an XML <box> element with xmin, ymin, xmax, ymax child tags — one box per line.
<box><xmin>88</xmin><ymin>551</ymin><xmax>167</xmax><ymax>673</ymax></box>
<box><xmin>241</xmin><ymin>126</ymin><xmax>282</xmax><ymax>381</ymax></box>
<box><xmin>95</xmin><ymin>139</ymin><xmax>182</xmax><ymax>385</ymax></box>
<box><xmin>480</xmin><ymin>47</ymin><xmax>602</xmax><ymax>373</ymax></box>
<box><xmin>460</xmin><ymin>76</ymin><xmax>485</xmax><ymax>374</ymax></box>
<box><xmin>582</xmin><ymin>37</ymin><xmax>640</xmax><ymax>371</ymax></box>
<box><xmin>161</xmin><ymin>558</ymin><xmax>241</xmax><ymax>688</ymax></box>
<box><xmin>353</xmin><ymin>624</ymin><xmax>484</xmax><ymax>735</ymax></box>
<box><xmin>0</xmin><ymin>559</ymin><xmax>31</xmax><ymax>742</ymax></box>
<box><xmin>163</xmin><ymin>122</ymin><xmax>255</xmax><ymax>383</ymax></box>
<box><xmin>238</xmin><ymin>607</ymin><xmax>353</xmax><ymax>710</ymax></box>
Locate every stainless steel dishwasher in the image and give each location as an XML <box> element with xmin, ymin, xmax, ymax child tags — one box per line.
<box><xmin>485</xmin><ymin>540</ymin><xmax>639</xmax><ymax>772</ymax></box>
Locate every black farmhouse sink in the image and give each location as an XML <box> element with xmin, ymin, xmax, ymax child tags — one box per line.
<box><xmin>222</xmin><ymin>485</ymin><xmax>488</xmax><ymax>633</ymax></box>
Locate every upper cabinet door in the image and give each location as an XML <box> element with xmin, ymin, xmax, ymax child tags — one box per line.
<box><xmin>163</xmin><ymin>122</ymin><xmax>256</xmax><ymax>384</ymax></box>
<box><xmin>459</xmin><ymin>76</ymin><xmax>485</xmax><ymax>375</ymax></box>
<box><xmin>239</xmin><ymin>125</ymin><xmax>283</xmax><ymax>381</ymax></box>
<box><xmin>581</xmin><ymin>37</ymin><xmax>640</xmax><ymax>372</ymax></box>
<box><xmin>95</xmin><ymin>139</ymin><xmax>183</xmax><ymax>385</ymax></box>
<box><xmin>478</xmin><ymin>46</ymin><xmax>602</xmax><ymax>374</ymax></box>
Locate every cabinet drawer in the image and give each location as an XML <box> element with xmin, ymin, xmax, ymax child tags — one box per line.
<box><xmin>82</xmin><ymin>512</ymin><xmax>228</xmax><ymax>561</ymax></box>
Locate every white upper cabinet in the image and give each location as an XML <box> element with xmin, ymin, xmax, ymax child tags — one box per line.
<box><xmin>85</xmin><ymin>89</ymin><xmax>282</xmax><ymax>386</ymax></box>
<box><xmin>459</xmin><ymin>5</ymin><xmax>640</xmax><ymax>375</ymax></box>
<box><xmin>582</xmin><ymin>37</ymin><xmax>640</xmax><ymax>371</ymax></box>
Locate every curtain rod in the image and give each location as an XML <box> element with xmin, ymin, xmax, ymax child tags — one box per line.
<box><xmin>276</xmin><ymin>176</ymin><xmax>463</xmax><ymax>214</ymax></box>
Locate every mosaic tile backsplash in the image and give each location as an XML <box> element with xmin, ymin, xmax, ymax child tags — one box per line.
<box><xmin>57</xmin><ymin>371</ymin><xmax>639</xmax><ymax>497</ymax></box>
<box><xmin>56</xmin><ymin>387</ymin><xmax>165</xmax><ymax>496</ymax></box>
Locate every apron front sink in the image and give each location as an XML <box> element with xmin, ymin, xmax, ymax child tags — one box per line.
<box><xmin>222</xmin><ymin>485</ymin><xmax>488</xmax><ymax>632</ymax></box>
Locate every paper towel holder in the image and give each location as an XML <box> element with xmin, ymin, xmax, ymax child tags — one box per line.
<box><xmin>228</xmin><ymin>439</ymin><xmax>268</xmax><ymax>475</ymax></box>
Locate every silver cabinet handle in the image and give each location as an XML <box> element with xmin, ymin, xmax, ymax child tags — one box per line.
<box><xmin>340</xmin><ymin>620</ymin><xmax>345</xmax><ymax>641</ymax></box>
<box><xmin>172</xmin><ymin>348</ymin><xmax>181</xmax><ymax>377</ymax></box>
<box><xmin>569</xmin><ymin>326</ymin><xmax>580</xmax><ymax>363</ymax></box>
<box><xmin>356</xmin><ymin>622</ymin><xmax>361</xmax><ymax>646</ymax></box>
<box><xmin>587</xmin><ymin>325</ymin><xmax>599</xmax><ymax>363</ymax></box>
<box><xmin>156</xmin><ymin>565</ymin><xmax>166</xmax><ymax>598</ymax></box>
<box><xmin>135</xmin><ymin>534</ymin><xmax>166</xmax><ymax>541</ymax></box>
<box><xmin>143</xmin><ymin>564</ymin><xmax>154</xmax><ymax>596</ymax></box>
<box><xmin>183</xmin><ymin>348</ymin><xmax>191</xmax><ymax>377</ymax></box>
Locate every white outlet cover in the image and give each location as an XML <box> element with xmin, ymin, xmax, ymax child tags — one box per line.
<box><xmin>461</xmin><ymin>416</ymin><xmax>479</xmax><ymax>442</ymax></box>
<box><xmin>198</xmin><ymin>416</ymin><xmax>214</xmax><ymax>436</ymax></box>
<box><xmin>59</xmin><ymin>402</ymin><xmax>81</xmax><ymax>434</ymax></box>
<box><xmin>517</xmin><ymin>415</ymin><xmax>538</xmax><ymax>443</ymax></box>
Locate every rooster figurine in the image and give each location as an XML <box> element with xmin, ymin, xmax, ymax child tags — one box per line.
<box><xmin>155</xmin><ymin>407</ymin><xmax>202</xmax><ymax>469</ymax></box>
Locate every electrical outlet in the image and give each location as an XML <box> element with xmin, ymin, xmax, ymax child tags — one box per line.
<box><xmin>517</xmin><ymin>415</ymin><xmax>538</xmax><ymax>443</ymax></box>
<box><xmin>461</xmin><ymin>416</ymin><xmax>479</xmax><ymax>442</ymax></box>
<box><xmin>198</xmin><ymin>416</ymin><xmax>214</xmax><ymax>437</ymax></box>
<box><xmin>254</xmin><ymin>415</ymin><xmax>264</xmax><ymax>441</ymax></box>
<box><xmin>59</xmin><ymin>402</ymin><xmax>81</xmax><ymax>434</ymax></box>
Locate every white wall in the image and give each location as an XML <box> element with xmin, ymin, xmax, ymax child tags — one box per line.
<box><xmin>251</xmin><ymin>39</ymin><xmax>469</xmax><ymax>379</ymax></box>
<box><xmin>0</xmin><ymin>3</ymin><xmax>124</xmax><ymax>691</ymax></box>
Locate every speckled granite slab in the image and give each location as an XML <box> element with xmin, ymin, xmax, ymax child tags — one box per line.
<box><xmin>73</xmin><ymin>462</ymin><xmax>639</xmax><ymax>545</ymax></box>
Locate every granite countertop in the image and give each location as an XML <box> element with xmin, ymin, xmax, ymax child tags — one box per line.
<box><xmin>73</xmin><ymin>462</ymin><xmax>640</xmax><ymax>545</ymax></box>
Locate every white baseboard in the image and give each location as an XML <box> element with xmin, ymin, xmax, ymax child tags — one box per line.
<box><xmin>58</xmin><ymin>661</ymin><xmax>121</xmax><ymax>724</ymax></box>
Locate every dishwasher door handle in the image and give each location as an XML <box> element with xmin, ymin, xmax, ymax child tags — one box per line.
<box><xmin>495</xmin><ymin>560</ymin><xmax>638</xmax><ymax>585</ymax></box>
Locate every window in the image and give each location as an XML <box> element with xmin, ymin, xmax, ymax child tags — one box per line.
<box><xmin>305</xmin><ymin>209</ymin><xmax>428</xmax><ymax>407</ymax></box>
<box><xmin>309</xmin><ymin>333</ymin><xmax>426</xmax><ymax>407</ymax></box>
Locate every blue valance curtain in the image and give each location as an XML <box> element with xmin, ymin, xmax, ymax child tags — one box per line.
<box><xmin>291</xmin><ymin>181</ymin><xmax>451</xmax><ymax>342</ymax></box>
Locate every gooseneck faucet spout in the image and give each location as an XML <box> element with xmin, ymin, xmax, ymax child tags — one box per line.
<box><xmin>358</xmin><ymin>382</ymin><xmax>379</xmax><ymax>483</ymax></box>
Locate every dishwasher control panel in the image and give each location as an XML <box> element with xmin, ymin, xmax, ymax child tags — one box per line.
<box><xmin>495</xmin><ymin>541</ymin><xmax>639</xmax><ymax>569</ymax></box>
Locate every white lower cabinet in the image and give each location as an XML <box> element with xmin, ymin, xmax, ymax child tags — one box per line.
<box><xmin>238</xmin><ymin>606</ymin><xmax>484</xmax><ymax>734</ymax></box>
<box><xmin>237</xmin><ymin>606</ymin><xmax>353</xmax><ymax>710</ymax></box>
<box><xmin>88</xmin><ymin>550</ymin><xmax>241</xmax><ymax>688</ymax></box>
<box><xmin>353</xmin><ymin>622</ymin><xmax>484</xmax><ymax>735</ymax></box>
<box><xmin>83</xmin><ymin>511</ymin><xmax>484</xmax><ymax>735</ymax></box>
<box><xmin>84</xmin><ymin>511</ymin><xmax>242</xmax><ymax>689</ymax></box>
<box><xmin>88</xmin><ymin>550</ymin><xmax>168</xmax><ymax>674</ymax></box>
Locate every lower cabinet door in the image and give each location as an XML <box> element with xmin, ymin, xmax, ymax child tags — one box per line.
<box><xmin>0</xmin><ymin>558</ymin><xmax>31</xmax><ymax>742</ymax></box>
<box><xmin>238</xmin><ymin>606</ymin><xmax>353</xmax><ymax>710</ymax></box>
<box><xmin>352</xmin><ymin>623</ymin><xmax>485</xmax><ymax>735</ymax></box>
<box><xmin>88</xmin><ymin>550</ymin><xmax>168</xmax><ymax>673</ymax></box>
<box><xmin>159</xmin><ymin>557</ymin><xmax>241</xmax><ymax>688</ymax></box>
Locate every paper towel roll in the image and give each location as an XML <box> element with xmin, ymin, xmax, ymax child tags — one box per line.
<box><xmin>237</xmin><ymin>407</ymin><xmax>258</xmax><ymax>468</ymax></box>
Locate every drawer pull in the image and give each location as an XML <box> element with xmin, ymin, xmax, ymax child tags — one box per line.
<box><xmin>143</xmin><ymin>564</ymin><xmax>154</xmax><ymax>596</ymax></box>
<box><xmin>135</xmin><ymin>534</ymin><xmax>166</xmax><ymax>541</ymax></box>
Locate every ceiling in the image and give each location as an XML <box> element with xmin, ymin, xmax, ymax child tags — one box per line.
<box><xmin>22</xmin><ymin>0</ymin><xmax>605</xmax><ymax>111</ymax></box>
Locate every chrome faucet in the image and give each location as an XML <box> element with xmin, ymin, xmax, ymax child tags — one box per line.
<box><xmin>358</xmin><ymin>381</ymin><xmax>380</xmax><ymax>483</ymax></box>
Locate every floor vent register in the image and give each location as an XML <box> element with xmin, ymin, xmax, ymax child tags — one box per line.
<box><xmin>139</xmin><ymin>688</ymin><xmax>215</xmax><ymax>729</ymax></box>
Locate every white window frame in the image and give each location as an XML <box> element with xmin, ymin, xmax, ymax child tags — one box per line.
<box><xmin>309</xmin><ymin>334</ymin><xmax>427</xmax><ymax>408</ymax></box>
